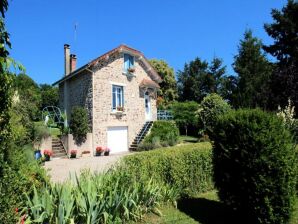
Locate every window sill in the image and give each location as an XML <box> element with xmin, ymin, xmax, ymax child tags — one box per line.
<box><xmin>110</xmin><ymin>111</ymin><xmax>126</xmax><ymax>115</ymax></box>
<box><xmin>122</xmin><ymin>71</ymin><xmax>136</xmax><ymax>77</ymax></box>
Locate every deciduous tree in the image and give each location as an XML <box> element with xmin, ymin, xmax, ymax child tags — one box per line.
<box><xmin>149</xmin><ymin>59</ymin><xmax>177</xmax><ymax>106</ymax></box>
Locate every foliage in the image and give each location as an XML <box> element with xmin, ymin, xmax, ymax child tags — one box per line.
<box><xmin>264</xmin><ymin>0</ymin><xmax>298</xmax><ymax>114</ymax></box>
<box><xmin>22</xmin><ymin>171</ymin><xmax>177</xmax><ymax>223</ymax></box>
<box><xmin>233</xmin><ymin>30</ymin><xmax>273</xmax><ymax>109</ymax></box>
<box><xmin>69</xmin><ymin>106</ymin><xmax>89</xmax><ymax>144</ymax></box>
<box><xmin>171</xmin><ymin>101</ymin><xmax>199</xmax><ymax>136</ymax></box>
<box><xmin>197</xmin><ymin>93</ymin><xmax>231</xmax><ymax>131</ymax></box>
<box><xmin>277</xmin><ymin>99</ymin><xmax>298</xmax><ymax>142</ymax></box>
<box><xmin>15</xmin><ymin>73</ymin><xmax>41</xmax><ymax>121</ymax></box>
<box><xmin>177</xmin><ymin>57</ymin><xmax>230</xmax><ymax>102</ymax></box>
<box><xmin>0</xmin><ymin>144</ymin><xmax>49</xmax><ymax>223</ymax></box>
<box><xmin>122</xmin><ymin>142</ymin><xmax>213</xmax><ymax>196</ymax></box>
<box><xmin>40</xmin><ymin>84</ymin><xmax>59</xmax><ymax>109</ymax></box>
<box><xmin>208</xmin><ymin>109</ymin><xmax>298</xmax><ymax>223</ymax></box>
<box><xmin>139</xmin><ymin>121</ymin><xmax>179</xmax><ymax>150</ymax></box>
<box><xmin>149</xmin><ymin>59</ymin><xmax>178</xmax><ymax>106</ymax></box>
<box><xmin>33</xmin><ymin>122</ymin><xmax>50</xmax><ymax>148</ymax></box>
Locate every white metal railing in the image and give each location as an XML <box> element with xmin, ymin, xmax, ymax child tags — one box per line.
<box><xmin>157</xmin><ymin>110</ymin><xmax>173</xmax><ymax>120</ymax></box>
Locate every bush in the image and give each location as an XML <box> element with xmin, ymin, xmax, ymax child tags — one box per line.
<box><xmin>122</xmin><ymin>142</ymin><xmax>213</xmax><ymax>196</ymax></box>
<box><xmin>33</xmin><ymin>122</ymin><xmax>50</xmax><ymax>147</ymax></box>
<box><xmin>171</xmin><ymin>101</ymin><xmax>200</xmax><ymax>136</ymax></box>
<box><xmin>209</xmin><ymin>109</ymin><xmax>298</xmax><ymax>224</ymax></box>
<box><xmin>197</xmin><ymin>93</ymin><xmax>231</xmax><ymax>131</ymax></box>
<box><xmin>0</xmin><ymin>144</ymin><xmax>49</xmax><ymax>223</ymax></box>
<box><xmin>139</xmin><ymin>121</ymin><xmax>179</xmax><ymax>150</ymax></box>
<box><xmin>69</xmin><ymin>106</ymin><xmax>89</xmax><ymax>144</ymax></box>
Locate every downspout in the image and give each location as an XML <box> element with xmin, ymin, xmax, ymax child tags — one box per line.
<box><xmin>86</xmin><ymin>67</ymin><xmax>95</xmax><ymax>156</ymax></box>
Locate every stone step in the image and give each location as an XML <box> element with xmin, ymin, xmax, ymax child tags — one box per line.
<box><xmin>53</xmin><ymin>149</ymin><xmax>66</xmax><ymax>154</ymax></box>
<box><xmin>52</xmin><ymin>146</ymin><xmax>64</xmax><ymax>149</ymax></box>
<box><xmin>53</xmin><ymin>152</ymin><xmax>67</xmax><ymax>157</ymax></box>
<box><xmin>52</xmin><ymin>155</ymin><xmax>68</xmax><ymax>159</ymax></box>
<box><xmin>129</xmin><ymin>147</ymin><xmax>138</xmax><ymax>151</ymax></box>
<box><xmin>130</xmin><ymin>144</ymin><xmax>138</xmax><ymax>148</ymax></box>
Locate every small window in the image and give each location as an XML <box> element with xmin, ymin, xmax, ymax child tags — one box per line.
<box><xmin>124</xmin><ymin>54</ymin><xmax>134</xmax><ymax>72</ymax></box>
<box><xmin>112</xmin><ymin>85</ymin><xmax>124</xmax><ymax>111</ymax></box>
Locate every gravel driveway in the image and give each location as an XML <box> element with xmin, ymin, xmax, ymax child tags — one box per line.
<box><xmin>44</xmin><ymin>153</ymin><xmax>131</xmax><ymax>183</ymax></box>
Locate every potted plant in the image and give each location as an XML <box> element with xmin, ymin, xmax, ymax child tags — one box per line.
<box><xmin>70</xmin><ymin>150</ymin><xmax>77</xmax><ymax>159</ymax></box>
<box><xmin>127</xmin><ymin>67</ymin><xmax>135</xmax><ymax>73</ymax></box>
<box><xmin>116</xmin><ymin>106</ymin><xmax>125</xmax><ymax>112</ymax></box>
<box><xmin>43</xmin><ymin>149</ymin><xmax>53</xmax><ymax>161</ymax></box>
<box><xmin>81</xmin><ymin>150</ymin><xmax>91</xmax><ymax>158</ymax></box>
<box><xmin>95</xmin><ymin>146</ymin><xmax>104</xmax><ymax>156</ymax></box>
<box><xmin>34</xmin><ymin>149</ymin><xmax>42</xmax><ymax>160</ymax></box>
<box><xmin>104</xmin><ymin>147</ymin><xmax>110</xmax><ymax>156</ymax></box>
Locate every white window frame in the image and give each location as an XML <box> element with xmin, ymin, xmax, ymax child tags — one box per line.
<box><xmin>112</xmin><ymin>85</ymin><xmax>124</xmax><ymax>112</ymax></box>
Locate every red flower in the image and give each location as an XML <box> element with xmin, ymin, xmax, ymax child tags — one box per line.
<box><xmin>96</xmin><ymin>146</ymin><xmax>104</xmax><ymax>152</ymax></box>
<box><xmin>43</xmin><ymin>150</ymin><xmax>53</xmax><ymax>156</ymax></box>
<box><xmin>70</xmin><ymin>150</ymin><xmax>77</xmax><ymax>155</ymax></box>
<box><xmin>15</xmin><ymin>207</ymin><xmax>18</xmax><ymax>214</ymax></box>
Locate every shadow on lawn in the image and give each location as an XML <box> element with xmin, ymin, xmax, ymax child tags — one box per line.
<box><xmin>177</xmin><ymin>197</ymin><xmax>248</xmax><ymax>224</ymax></box>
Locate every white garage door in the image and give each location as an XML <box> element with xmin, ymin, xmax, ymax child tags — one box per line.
<box><xmin>107</xmin><ymin>126</ymin><xmax>128</xmax><ymax>154</ymax></box>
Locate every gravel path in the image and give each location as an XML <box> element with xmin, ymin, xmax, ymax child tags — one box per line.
<box><xmin>44</xmin><ymin>153</ymin><xmax>131</xmax><ymax>183</ymax></box>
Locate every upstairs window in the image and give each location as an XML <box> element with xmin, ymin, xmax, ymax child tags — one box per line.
<box><xmin>124</xmin><ymin>53</ymin><xmax>134</xmax><ymax>72</ymax></box>
<box><xmin>112</xmin><ymin>85</ymin><xmax>124</xmax><ymax>111</ymax></box>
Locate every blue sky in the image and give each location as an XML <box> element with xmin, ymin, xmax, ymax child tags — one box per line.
<box><xmin>6</xmin><ymin>0</ymin><xmax>286</xmax><ymax>84</ymax></box>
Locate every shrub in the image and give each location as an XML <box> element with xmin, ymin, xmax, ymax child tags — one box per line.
<box><xmin>171</xmin><ymin>101</ymin><xmax>200</xmax><ymax>136</ymax></box>
<box><xmin>69</xmin><ymin>106</ymin><xmax>89</xmax><ymax>144</ymax></box>
<box><xmin>139</xmin><ymin>121</ymin><xmax>179</xmax><ymax>150</ymax></box>
<box><xmin>121</xmin><ymin>142</ymin><xmax>213</xmax><ymax>196</ymax></box>
<box><xmin>197</xmin><ymin>93</ymin><xmax>231</xmax><ymax>131</ymax></box>
<box><xmin>33</xmin><ymin>122</ymin><xmax>50</xmax><ymax>147</ymax></box>
<box><xmin>208</xmin><ymin>109</ymin><xmax>298</xmax><ymax>224</ymax></box>
<box><xmin>0</xmin><ymin>144</ymin><xmax>49</xmax><ymax>223</ymax></box>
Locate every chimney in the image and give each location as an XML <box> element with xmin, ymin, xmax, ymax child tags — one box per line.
<box><xmin>70</xmin><ymin>54</ymin><xmax>77</xmax><ymax>72</ymax></box>
<box><xmin>64</xmin><ymin>44</ymin><xmax>70</xmax><ymax>76</ymax></box>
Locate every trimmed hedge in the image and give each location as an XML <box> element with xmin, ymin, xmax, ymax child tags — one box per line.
<box><xmin>139</xmin><ymin>121</ymin><xmax>179</xmax><ymax>150</ymax></box>
<box><xmin>120</xmin><ymin>142</ymin><xmax>213</xmax><ymax>196</ymax></box>
<box><xmin>209</xmin><ymin>109</ymin><xmax>298</xmax><ymax>224</ymax></box>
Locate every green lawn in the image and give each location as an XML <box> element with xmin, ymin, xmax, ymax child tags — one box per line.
<box><xmin>178</xmin><ymin>135</ymin><xmax>198</xmax><ymax>144</ymax></box>
<box><xmin>141</xmin><ymin>191</ymin><xmax>298</xmax><ymax>224</ymax></box>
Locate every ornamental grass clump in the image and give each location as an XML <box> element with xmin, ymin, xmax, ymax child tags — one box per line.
<box><xmin>208</xmin><ymin>109</ymin><xmax>298</xmax><ymax>224</ymax></box>
<box><xmin>21</xmin><ymin>171</ymin><xmax>178</xmax><ymax>223</ymax></box>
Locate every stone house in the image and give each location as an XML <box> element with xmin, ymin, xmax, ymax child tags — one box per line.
<box><xmin>53</xmin><ymin>44</ymin><xmax>161</xmax><ymax>155</ymax></box>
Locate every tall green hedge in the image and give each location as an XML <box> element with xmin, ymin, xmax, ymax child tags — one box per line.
<box><xmin>209</xmin><ymin>109</ymin><xmax>298</xmax><ymax>224</ymax></box>
<box><xmin>120</xmin><ymin>142</ymin><xmax>213</xmax><ymax>196</ymax></box>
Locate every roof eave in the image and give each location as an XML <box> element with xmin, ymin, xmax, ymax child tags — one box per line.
<box><xmin>52</xmin><ymin>64</ymin><xmax>89</xmax><ymax>86</ymax></box>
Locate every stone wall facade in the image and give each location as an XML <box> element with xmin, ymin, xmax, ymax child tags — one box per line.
<box><xmin>59</xmin><ymin>73</ymin><xmax>93</xmax><ymax>128</ymax></box>
<box><xmin>92</xmin><ymin>51</ymin><xmax>157</xmax><ymax>152</ymax></box>
<box><xmin>59</xmin><ymin>51</ymin><xmax>158</xmax><ymax>155</ymax></box>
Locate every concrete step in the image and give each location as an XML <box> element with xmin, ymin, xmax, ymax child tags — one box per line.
<box><xmin>52</xmin><ymin>155</ymin><xmax>68</xmax><ymax>159</ymax></box>
<box><xmin>53</xmin><ymin>152</ymin><xmax>67</xmax><ymax>157</ymax></box>
<box><xmin>129</xmin><ymin>147</ymin><xmax>138</xmax><ymax>151</ymax></box>
<box><xmin>52</xmin><ymin>145</ymin><xmax>63</xmax><ymax>149</ymax></box>
<box><xmin>53</xmin><ymin>150</ymin><xmax>66</xmax><ymax>154</ymax></box>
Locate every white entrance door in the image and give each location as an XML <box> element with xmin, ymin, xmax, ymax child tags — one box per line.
<box><xmin>107</xmin><ymin>127</ymin><xmax>128</xmax><ymax>154</ymax></box>
<box><xmin>145</xmin><ymin>93</ymin><xmax>151</xmax><ymax>121</ymax></box>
